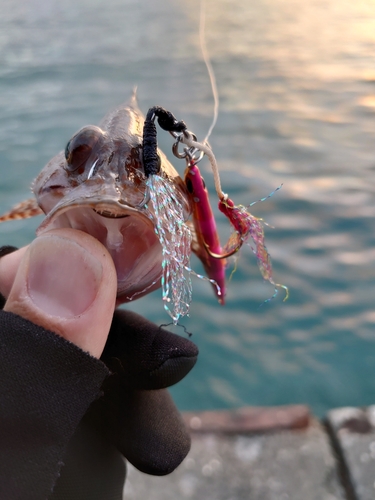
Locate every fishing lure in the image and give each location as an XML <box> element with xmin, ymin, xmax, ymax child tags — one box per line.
<box><xmin>141</xmin><ymin>106</ymin><xmax>288</xmax><ymax>314</ymax></box>
<box><xmin>179</xmin><ymin>129</ymin><xmax>289</xmax><ymax>303</ymax></box>
<box><xmin>140</xmin><ymin>107</ymin><xmax>224</xmax><ymax>320</ymax></box>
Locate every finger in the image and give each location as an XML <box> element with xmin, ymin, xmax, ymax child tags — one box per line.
<box><xmin>105</xmin><ymin>388</ymin><xmax>190</xmax><ymax>475</ymax></box>
<box><xmin>101</xmin><ymin>309</ymin><xmax>199</xmax><ymax>390</ymax></box>
<box><xmin>4</xmin><ymin>228</ymin><xmax>117</xmax><ymax>358</ymax></box>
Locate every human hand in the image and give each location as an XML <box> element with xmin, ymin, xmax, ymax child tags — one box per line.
<box><xmin>0</xmin><ymin>228</ymin><xmax>117</xmax><ymax>357</ymax></box>
<box><xmin>0</xmin><ymin>228</ymin><xmax>198</xmax><ymax>498</ymax></box>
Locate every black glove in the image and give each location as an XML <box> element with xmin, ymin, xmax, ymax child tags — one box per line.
<box><xmin>0</xmin><ymin>246</ymin><xmax>198</xmax><ymax>500</ymax></box>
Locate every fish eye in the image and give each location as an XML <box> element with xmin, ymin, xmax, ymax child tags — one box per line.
<box><xmin>64</xmin><ymin>126</ymin><xmax>105</xmax><ymax>173</ymax></box>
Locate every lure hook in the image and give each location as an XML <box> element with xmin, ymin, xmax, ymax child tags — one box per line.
<box><xmin>203</xmin><ymin>238</ymin><xmax>242</xmax><ymax>259</ymax></box>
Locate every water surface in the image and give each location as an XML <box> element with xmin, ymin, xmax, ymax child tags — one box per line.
<box><xmin>0</xmin><ymin>0</ymin><xmax>374</xmax><ymax>416</ymax></box>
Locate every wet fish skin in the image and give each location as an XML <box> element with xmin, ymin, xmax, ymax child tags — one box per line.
<box><xmin>0</xmin><ymin>93</ymin><xmax>192</xmax><ymax>303</ymax></box>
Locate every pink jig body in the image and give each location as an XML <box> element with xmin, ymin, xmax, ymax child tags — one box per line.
<box><xmin>185</xmin><ymin>161</ymin><xmax>226</xmax><ymax>303</ymax></box>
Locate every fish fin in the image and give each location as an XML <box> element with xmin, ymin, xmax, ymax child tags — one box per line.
<box><xmin>131</xmin><ymin>86</ymin><xmax>138</xmax><ymax>103</ymax></box>
<box><xmin>0</xmin><ymin>198</ymin><xmax>43</xmax><ymax>222</ymax></box>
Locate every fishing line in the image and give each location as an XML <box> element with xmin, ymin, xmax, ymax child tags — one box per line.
<box><xmin>159</xmin><ymin>323</ymin><xmax>193</xmax><ymax>338</ymax></box>
<box><xmin>199</xmin><ymin>0</ymin><xmax>219</xmax><ymax>144</ymax></box>
<box><xmin>182</xmin><ymin>132</ymin><xmax>226</xmax><ymax>200</ymax></box>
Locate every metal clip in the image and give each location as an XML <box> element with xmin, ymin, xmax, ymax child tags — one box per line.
<box><xmin>172</xmin><ymin>131</ymin><xmax>205</xmax><ymax>164</ymax></box>
<box><xmin>172</xmin><ymin>133</ymin><xmax>187</xmax><ymax>159</ymax></box>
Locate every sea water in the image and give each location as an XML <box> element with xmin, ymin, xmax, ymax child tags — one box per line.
<box><xmin>0</xmin><ymin>0</ymin><xmax>374</xmax><ymax>417</ymax></box>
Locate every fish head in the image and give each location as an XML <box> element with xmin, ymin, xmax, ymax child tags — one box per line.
<box><xmin>33</xmin><ymin>94</ymin><xmax>191</xmax><ymax>302</ymax></box>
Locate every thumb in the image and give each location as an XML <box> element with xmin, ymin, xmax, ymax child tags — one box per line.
<box><xmin>4</xmin><ymin>229</ymin><xmax>117</xmax><ymax>358</ymax></box>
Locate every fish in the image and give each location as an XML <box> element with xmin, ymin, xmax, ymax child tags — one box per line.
<box><xmin>0</xmin><ymin>93</ymin><xmax>200</xmax><ymax>306</ymax></box>
<box><xmin>0</xmin><ymin>91</ymin><xmax>231</xmax><ymax>312</ymax></box>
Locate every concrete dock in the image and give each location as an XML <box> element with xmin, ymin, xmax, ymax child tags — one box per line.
<box><xmin>125</xmin><ymin>405</ymin><xmax>375</xmax><ymax>500</ymax></box>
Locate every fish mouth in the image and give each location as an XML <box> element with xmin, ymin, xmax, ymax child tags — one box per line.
<box><xmin>35</xmin><ymin>176</ymin><xmax>191</xmax><ymax>302</ymax></box>
<box><xmin>37</xmin><ymin>199</ymin><xmax>164</xmax><ymax>302</ymax></box>
<box><xmin>93</xmin><ymin>208</ymin><xmax>130</xmax><ymax>219</ymax></box>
